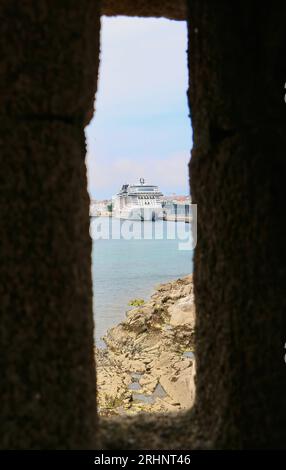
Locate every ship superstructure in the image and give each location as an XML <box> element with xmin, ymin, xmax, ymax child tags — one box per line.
<box><xmin>112</xmin><ymin>178</ymin><xmax>163</xmax><ymax>221</ymax></box>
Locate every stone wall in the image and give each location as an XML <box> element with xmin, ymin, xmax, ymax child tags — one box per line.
<box><xmin>1</xmin><ymin>0</ymin><xmax>286</xmax><ymax>450</ymax></box>
<box><xmin>102</xmin><ymin>0</ymin><xmax>186</xmax><ymax>21</ymax></box>
<box><xmin>188</xmin><ymin>1</ymin><xmax>286</xmax><ymax>448</ymax></box>
<box><xmin>0</xmin><ymin>1</ymin><xmax>100</xmax><ymax>449</ymax></box>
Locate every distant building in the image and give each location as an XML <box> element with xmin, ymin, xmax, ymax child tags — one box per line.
<box><xmin>89</xmin><ymin>199</ymin><xmax>112</xmax><ymax>217</ymax></box>
<box><xmin>161</xmin><ymin>195</ymin><xmax>192</xmax><ymax>219</ymax></box>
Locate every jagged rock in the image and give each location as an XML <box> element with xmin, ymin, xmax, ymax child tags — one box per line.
<box><xmin>95</xmin><ymin>275</ymin><xmax>196</xmax><ymax>416</ymax></box>
<box><xmin>169</xmin><ymin>295</ymin><xmax>195</xmax><ymax>327</ymax></box>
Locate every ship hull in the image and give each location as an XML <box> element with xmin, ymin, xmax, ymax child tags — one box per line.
<box><xmin>113</xmin><ymin>207</ymin><xmax>163</xmax><ymax>221</ymax></box>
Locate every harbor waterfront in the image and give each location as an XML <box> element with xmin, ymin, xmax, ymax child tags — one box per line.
<box><xmin>91</xmin><ymin>218</ymin><xmax>193</xmax><ymax>346</ymax></box>
<box><xmin>89</xmin><ymin>183</ymin><xmax>192</xmax><ymax>223</ymax></box>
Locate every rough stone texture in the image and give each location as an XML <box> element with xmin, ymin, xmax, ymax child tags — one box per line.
<box><xmin>96</xmin><ymin>276</ymin><xmax>196</xmax><ymax>416</ymax></box>
<box><xmin>0</xmin><ymin>1</ymin><xmax>100</xmax><ymax>123</ymax></box>
<box><xmin>0</xmin><ymin>121</ymin><xmax>98</xmax><ymax>449</ymax></box>
<box><xmin>2</xmin><ymin>0</ymin><xmax>286</xmax><ymax>451</ymax></box>
<box><xmin>188</xmin><ymin>1</ymin><xmax>286</xmax><ymax>448</ymax></box>
<box><xmin>98</xmin><ymin>411</ymin><xmax>206</xmax><ymax>450</ymax></box>
<box><xmin>102</xmin><ymin>0</ymin><xmax>187</xmax><ymax>21</ymax></box>
<box><xmin>0</xmin><ymin>1</ymin><xmax>100</xmax><ymax>449</ymax></box>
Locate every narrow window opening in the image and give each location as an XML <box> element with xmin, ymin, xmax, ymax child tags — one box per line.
<box><xmin>85</xmin><ymin>16</ymin><xmax>195</xmax><ymax>417</ymax></box>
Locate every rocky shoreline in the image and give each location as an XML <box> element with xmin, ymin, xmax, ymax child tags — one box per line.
<box><xmin>96</xmin><ymin>275</ymin><xmax>196</xmax><ymax>416</ymax></box>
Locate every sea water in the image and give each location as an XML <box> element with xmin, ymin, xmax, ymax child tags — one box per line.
<box><xmin>91</xmin><ymin>218</ymin><xmax>193</xmax><ymax>346</ymax></box>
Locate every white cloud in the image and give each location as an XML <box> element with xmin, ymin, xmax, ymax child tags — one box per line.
<box><xmin>86</xmin><ymin>151</ymin><xmax>190</xmax><ymax>198</ymax></box>
<box><xmin>85</xmin><ymin>17</ymin><xmax>191</xmax><ymax>199</ymax></box>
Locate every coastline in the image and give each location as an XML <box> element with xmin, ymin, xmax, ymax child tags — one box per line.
<box><xmin>95</xmin><ymin>275</ymin><xmax>196</xmax><ymax>416</ymax></box>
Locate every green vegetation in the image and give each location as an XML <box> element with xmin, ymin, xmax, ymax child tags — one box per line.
<box><xmin>104</xmin><ymin>393</ymin><xmax>125</xmax><ymax>410</ymax></box>
<box><xmin>107</xmin><ymin>202</ymin><xmax>113</xmax><ymax>213</ymax></box>
<box><xmin>128</xmin><ymin>298</ymin><xmax>145</xmax><ymax>307</ymax></box>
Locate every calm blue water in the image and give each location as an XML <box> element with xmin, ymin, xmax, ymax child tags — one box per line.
<box><xmin>91</xmin><ymin>218</ymin><xmax>193</xmax><ymax>346</ymax></box>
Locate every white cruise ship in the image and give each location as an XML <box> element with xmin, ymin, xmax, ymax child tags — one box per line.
<box><xmin>112</xmin><ymin>178</ymin><xmax>163</xmax><ymax>221</ymax></box>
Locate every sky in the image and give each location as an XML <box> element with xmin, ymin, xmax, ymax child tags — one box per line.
<box><xmin>85</xmin><ymin>16</ymin><xmax>192</xmax><ymax>200</ymax></box>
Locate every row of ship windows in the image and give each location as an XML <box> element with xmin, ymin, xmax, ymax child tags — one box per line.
<box><xmin>129</xmin><ymin>201</ymin><xmax>160</xmax><ymax>206</ymax></box>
